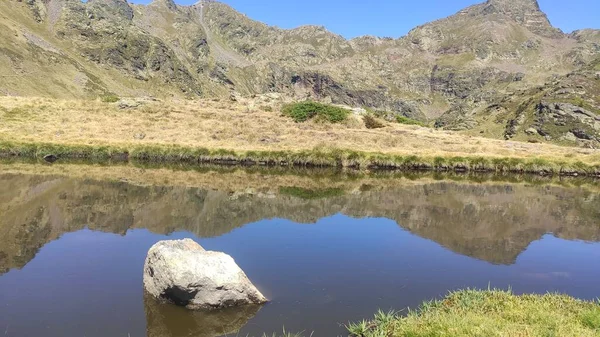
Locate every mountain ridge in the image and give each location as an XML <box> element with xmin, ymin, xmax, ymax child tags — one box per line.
<box><xmin>1</xmin><ymin>0</ymin><xmax>599</xmax><ymax>146</ymax></box>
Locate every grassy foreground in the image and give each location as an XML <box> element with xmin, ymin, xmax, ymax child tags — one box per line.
<box><xmin>347</xmin><ymin>289</ymin><xmax>600</xmax><ymax>337</ymax></box>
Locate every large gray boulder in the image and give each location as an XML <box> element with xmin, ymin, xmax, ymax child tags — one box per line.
<box><xmin>143</xmin><ymin>239</ymin><xmax>267</xmax><ymax>310</ymax></box>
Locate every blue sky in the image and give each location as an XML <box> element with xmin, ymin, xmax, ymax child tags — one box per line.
<box><xmin>134</xmin><ymin>0</ymin><xmax>600</xmax><ymax>39</ymax></box>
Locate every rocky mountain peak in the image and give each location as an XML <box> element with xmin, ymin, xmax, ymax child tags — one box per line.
<box><xmin>482</xmin><ymin>0</ymin><xmax>561</xmax><ymax>37</ymax></box>
<box><xmin>87</xmin><ymin>0</ymin><xmax>134</xmax><ymax>20</ymax></box>
<box><xmin>487</xmin><ymin>0</ymin><xmax>541</xmax><ymax>12</ymax></box>
<box><xmin>149</xmin><ymin>0</ymin><xmax>177</xmax><ymax>10</ymax></box>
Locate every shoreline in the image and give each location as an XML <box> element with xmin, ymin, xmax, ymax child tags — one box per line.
<box><xmin>1</xmin><ymin>140</ymin><xmax>599</xmax><ymax>177</ymax></box>
<box><xmin>346</xmin><ymin>289</ymin><xmax>600</xmax><ymax>337</ymax></box>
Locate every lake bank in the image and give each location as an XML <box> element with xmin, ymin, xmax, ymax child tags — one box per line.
<box><xmin>1</xmin><ymin>96</ymin><xmax>600</xmax><ymax>177</ymax></box>
<box><xmin>347</xmin><ymin>289</ymin><xmax>600</xmax><ymax>337</ymax></box>
<box><xmin>1</xmin><ymin>140</ymin><xmax>600</xmax><ymax>177</ymax></box>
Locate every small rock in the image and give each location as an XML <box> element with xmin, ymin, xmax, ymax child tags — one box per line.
<box><xmin>525</xmin><ymin>128</ymin><xmax>538</xmax><ymax>136</ymax></box>
<box><xmin>561</xmin><ymin>132</ymin><xmax>578</xmax><ymax>142</ymax></box>
<box><xmin>571</xmin><ymin>128</ymin><xmax>593</xmax><ymax>140</ymax></box>
<box><xmin>43</xmin><ymin>154</ymin><xmax>58</xmax><ymax>163</ymax></box>
<box><xmin>143</xmin><ymin>239</ymin><xmax>267</xmax><ymax>310</ymax></box>
<box><xmin>537</xmin><ymin>128</ymin><xmax>550</xmax><ymax>137</ymax></box>
<box><xmin>118</xmin><ymin>99</ymin><xmax>141</xmax><ymax>109</ymax></box>
<box><xmin>134</xmin><ymin>132</ymin><xmax>146</xmax><ymax>140</ymax></box>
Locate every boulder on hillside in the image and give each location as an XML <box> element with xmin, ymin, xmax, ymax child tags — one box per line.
<box><xmin>143</xmin><ymin>239</ymin><xmax>267</xmax><ymax>310</ymax></box>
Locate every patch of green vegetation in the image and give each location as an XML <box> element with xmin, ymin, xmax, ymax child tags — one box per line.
<box><xmin>593</xmin><ymin>57</ymin><xmax>600</xmax><ymax>71</ymax></box>
<box><xmin>100</xmin><ymin>94</ymin><xmax>120</xmax><ymax>103</ymax></box>
<box><xmin>260</xmin><ymin>330</ymin><xmax>306</xmax><ymax>337</ymax></box>
<box><xmin>279</xmin><ymin>186</ymin><xmax>344</xmax><ymax>199</ymax></box>
<box><xmin>282</xmin><ymin>101</ymin><xmax>350</xmax><ymax>123</ymax></box>
<box><xmin>347</xmin><ymin>289</ymin><xmax>600</xmax><ymax>337</ymax></box>
<box><xmin>1</xmin><ymin>107</ymin><xmax>32</xmax><ymax>121</ymax></box>
<box><xmin>0</xmin><ymin>141</ymin><xmax>598</xmax><ymax>176</ymax></box>
<box><xmin>396</xmin><ymin>115</ymin><xmax>428</xmax><ymax>127</ymax></box>
<box><xmin>581</xmin><ymin>307</ymin><xmax>600</xmax><ymax>330</ymax></box>
<box><xmin>573</xmin><ymin>97</ymin><xmax>587</xmax><ymax>108</ymax></box>
<box><xmin>436</xmin><ymin>52</ymin><xmax>476</xmax><ymax>67</ymax></box>
<box><xmin>553</xmin><ymin>97</ymin><xmax>600</xmax><ymax>115</ymax></box>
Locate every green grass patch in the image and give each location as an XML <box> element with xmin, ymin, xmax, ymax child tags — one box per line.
<box><xmin>100</xmin><ymin>94</ymin><xmax>120</xmax><ymax>103</ymax></box>
<box><xmin>396</xmin><ymin>115</ymin><xmax>427</xmax><ymax>127</ymax></box>
<box><xmin>0</xmin><ymin>141</ymin><xmax>598</xmax><ymax>176</ymax></box>
<box><xmin>282</xmin><ymin>101</ymin><xmax>350</xmax><ymax>123</ymax></box>
<box><xmin>1</xmin><ymin>107</ymin><xmax>32</xmax><ymax>121</ymax></box>
<box><xmin>279</xmin><ymin>186</ymin><xmax>344</xmax><ymax>200</ymax></box>
<box><xmin>347</xmin><ymin>289</ymin><xmax>600</xmax><ymax>337</ymax></box>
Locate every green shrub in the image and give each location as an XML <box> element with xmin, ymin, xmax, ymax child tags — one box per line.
<box><xmin>396</xmin><ymin>115</ymin><xmax>427</xmax><ymax>127</ymax></box>
<box><xmin>282</xmin><ymin>101</ymin><xmax>350</xmax><ymax>123</ymax></box>
<box><xmin>100</xmin><ymin>94</ymin><xmax>120</xmax><ymax>103</ymax></box>
<box><xmin>363</xmin><ymin>114</ymin><xmax>385</xmax><ymax>129</ymax></box>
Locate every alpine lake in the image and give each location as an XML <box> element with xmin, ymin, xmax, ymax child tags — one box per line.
<box><xmin>0</xmin><ymin>161</ymin><xmax>599</xmax><ymax>337</ymax></box>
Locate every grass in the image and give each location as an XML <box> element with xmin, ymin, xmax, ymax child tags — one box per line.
<box><xmin>259</xmin><ymin>329</ymin><xmax>312</xmax><ymax>337</ymax></box>
<box><xmin>364</xmin><ymin>114</ymin><xmax>386</xmax><ymax>129</ymax></box>
<box><xmin>395</xmin><ymin>115</ymin><xmax>427</xmax><ymax>127</ymax></box>
<box><xmin>0</xmin><ymin>106</ymin><xmax>32</xmax><ymax>121</ymax></box>
<box><xmin>1</xmin><ymin>140</ymin><xmax>599</xmax><ymax>176</ymax></box>
<box><xmin>347</xmin><ymin>289</ymin><xmax>600</xmax><ymax>337</ymax></box>
<box><xmin>366</xmin><ymin>108</ymin><xmax>429</xmax><ymax>127</ymax></box>
<box><xmin>99</xmin><ymin>94</ymin><xmax>120</xmax><ymax>103</ymax></box>
<box><xmin>282</xmin><ymin>101</ymin><xmax>350</xmax><ymax>123</ymax></box>
<box><xmin>0</xmin><ymin>97</ymin><xmax>599</xmax><ymax>175</ymax></box>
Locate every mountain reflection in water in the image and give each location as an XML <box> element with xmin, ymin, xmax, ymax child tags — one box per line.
<box><xmin>1</xmin><ymin>173</ymin><xmax>599</xmax><ymax>274</ymax></box>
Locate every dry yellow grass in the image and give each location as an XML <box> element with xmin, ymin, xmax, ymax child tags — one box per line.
<box><xmin>0</xmin><ymin>96</ymin><xmax>599</xmax><ymax>165</ymax></box>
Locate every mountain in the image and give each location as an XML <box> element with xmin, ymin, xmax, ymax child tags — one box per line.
<box><xmin>0</xmin><ymin>0</ymin><xmax>599</xmax><ymax>145</ymax></box>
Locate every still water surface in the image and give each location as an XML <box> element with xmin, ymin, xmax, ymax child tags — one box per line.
<box><xmin>0</xmin><ymin>172</ymin><xmax>599</xmax><ymax>336</ymax></box>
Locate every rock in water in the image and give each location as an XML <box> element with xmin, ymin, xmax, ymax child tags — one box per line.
<box><xmin>143</xmin><ymin>239</ymin><xmax>267</xmax><ymax>310</ymax></box>
<box><xmin>43</xmin><ymin>154</ymin><xmax>58</xmax><ymax>163</ymax></box>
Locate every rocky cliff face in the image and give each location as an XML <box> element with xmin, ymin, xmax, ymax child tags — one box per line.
<box><xmin>0</xmin><ymin>0</ymin><xmax>599</xmax><ymax>144</ymax></box>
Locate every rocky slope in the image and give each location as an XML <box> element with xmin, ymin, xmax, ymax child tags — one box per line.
<box><xmin>0</xmin><ymin>0</ymin><xmax>599</xmax><ymax>145</ymax></box>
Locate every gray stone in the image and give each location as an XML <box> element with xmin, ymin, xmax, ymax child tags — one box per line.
<box><xmin>118</xmin><ymin>99</ymin><xmax>141</xmax><ymax>109</ymax></box>
<box><xmin>525</xmin><ymin>127</ymin><xmax>538</xmax><ymax>135</ymax></box>
<box><xmin>571</xmin><ymin>128</ymin><xmax>594</xmax><ymax>140</ymax></box>
<box><xmin>562</xmin><ymin>132</ymin><xmax>578</xmax><ymax>142</ymax></box>
<box><xmin>43</xmin><ymin>154</ymin><xmax>58</xmax><ymax>163</ymax></box>
<box><xmin>133</xmin><ymin>132</ymin><xmax>146</xmax><ymax>140</ymax></box>
<box><xmin>143</xmin><ymin>239</ymin><xmax>267</xmax><ymax>310</ymax></box>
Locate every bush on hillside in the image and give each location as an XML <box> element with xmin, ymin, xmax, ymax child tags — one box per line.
<box><xmin>282</xmin><ymin>101</ymin><xmax>350</xmax><ymax>123</ymax></box>
<box><xmin>396</xmin><ymin>115</ymin><xmax>427</xmax><ymax>127</ymax></box>
<box><xmin>100</xmin><ymin>94</ymin><xmax>120</xmax><ymax>103</ymax></box>
<box><xmin>363</xmin><ymin>114</ymin><xmax>385</xmax><ymax>129</ymax></box>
